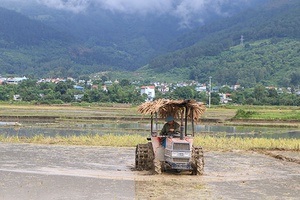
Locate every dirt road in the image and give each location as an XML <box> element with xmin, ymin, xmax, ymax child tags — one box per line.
<box><xmin>0</xmin><ymin>143</ymin><xmax>299</xmax><ymax>200</ymax></box>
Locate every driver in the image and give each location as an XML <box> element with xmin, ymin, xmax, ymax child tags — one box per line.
<box><xmin>160</xmin><ymin>116</ymin><xmax>180</xmax><ymax>136</ymax></box>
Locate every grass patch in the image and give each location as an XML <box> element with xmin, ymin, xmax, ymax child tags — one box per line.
<box><xmin>194</xmin><ymin>136</ymin><xmax>300</xmax><ymax>151</ymax></box>
<box><xmin>233</xmin><ymin>108</ymin><xmax>300</xmax><ymax>120</ymax></box>
<box><xmin>0</xmin><ymin>134</ymin><xmax>299</xmax><ymax>151</ymax></box>
<box><xmin>0</xmin><ymin>134</ymin><xmax>148</xmax><ymax>147</ymax></box>
<box><xmin>233</xmin><ymin>109</ymin><xmax>258</xmax><ymax>119</ymax></box>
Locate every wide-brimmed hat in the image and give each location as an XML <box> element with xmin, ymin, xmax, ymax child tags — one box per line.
<box><xmin>166</xmin><ymin>116</ymin><xmax>174</xmax><ymax>122</ymax></box>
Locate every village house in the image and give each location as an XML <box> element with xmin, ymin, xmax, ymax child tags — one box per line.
<box><xmin>73</xmin><ymin>85</ymin><xmax>84</xmax><ymax>91</ymax></box>
<box><xmin>155</xmin><ymin>83</ymin><xmax>169</xmax><ymax>94</ymax></box>
<box><xmin>219</xmin><ymin>93</ymin><xmax>232</xmax><ymax>104</ymax></box>
<box><xmin>140</xmin><ymin>86</ymin><xmax>155</xmax><ymax>102</ymax></box>
<box><xmin>6</xmin><ymin>76</ymin><xmax>27</xmax><ymax>84</ymax></box>
<box><xmin>195</xmin><ymin>84</ymin><xmax>207</xmax><ymax>92</ymax></box>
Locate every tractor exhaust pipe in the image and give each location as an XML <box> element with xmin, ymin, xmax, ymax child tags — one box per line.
<box><xmin>180</xmin><ymin>126</ymin><xmax>184</xmax><ymax>140</ymax></box>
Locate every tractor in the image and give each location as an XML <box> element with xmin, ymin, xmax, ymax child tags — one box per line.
<box><xmin>135</xmin><ymin>99</ymin><xmax>206</xmax><ymax>175</ymax></box>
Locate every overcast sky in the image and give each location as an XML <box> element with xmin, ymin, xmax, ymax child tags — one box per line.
<box><xmin>1</xmin><ymin>0</ymin><xmax>258</xmax><ymax>27</ymax></box>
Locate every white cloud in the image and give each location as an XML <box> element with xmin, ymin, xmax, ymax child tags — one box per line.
<box><xmin>98</xmin><ymin>0</ymin><xmax>173</xmax><ymax>15</ymax></box>
<box><xmin>37</xmin><ymin>0</ymin><xmax>90</xmax><ymax>13</ymax></box>
<box><xmin>0</xmin><ymin>0</ymin><xmax>257</xmax><ymax>26</ymax></box>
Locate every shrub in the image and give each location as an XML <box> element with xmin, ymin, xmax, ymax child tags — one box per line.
<box><xmin>234</xmin><ymin>109</ymin><xmax>258</xmax><ymax>119</ymax></box>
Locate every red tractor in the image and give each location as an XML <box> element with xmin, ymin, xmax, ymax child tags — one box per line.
<box><xmin>135</xmin><ymin>99</ymin><xmax>206</xmax><ymax>175</ymax></box>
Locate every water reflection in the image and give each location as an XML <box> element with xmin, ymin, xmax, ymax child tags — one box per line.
<box><xmin>0</xmin><ymin>121</ymin><xmax>299</xmax><ymax>139</ymax></box>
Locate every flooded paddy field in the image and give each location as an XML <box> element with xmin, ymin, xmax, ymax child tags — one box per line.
<box><xmin>0</xmin><ymin>143</ymin><xmax>299</xmax><ymax>200</ymax></box>
<box><xmin>0</xmin><ymin>119</ymin><xmax>299</xmax><ymax>139</ymax></box>
<box><xmin>0</xmin><ymin>105</ymin><xmax>299</xmax><ymax>199</ymax></box>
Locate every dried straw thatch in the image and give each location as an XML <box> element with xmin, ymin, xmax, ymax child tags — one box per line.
<box><xmin>138</xmin><ymin>99</ymin><xmax>206</xmax><ymax>122</ymax></box>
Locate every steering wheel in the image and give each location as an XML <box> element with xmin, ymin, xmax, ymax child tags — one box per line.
<box><xmin>166</xmin><ymin>131</ymin><xmax>180</xmax><ymax>137</ymax></box>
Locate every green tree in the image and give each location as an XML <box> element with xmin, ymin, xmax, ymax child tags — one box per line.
<box><xmin>172</xmin><ymin>86</ymin><xmax>196</xmax><ymax>99</ymax></box>
<box><xmin>89</xmin><ymin>89</ymin><xmax>105</xmax><ymax>102</ymax></box>
<box><xmin>120</xmin><ymin>79</ymin><xmax>130</xmax><ymax>87</ymax></box>
<box><xmin>18</xmin><ymin>79</ymin><xmax>37</xmax><ymax>89</ymax></box>
<box><xmin>54</xmin><ymin>81</ymin><xmax>68</xmax><ymax>95</ymax></box>
<box><xmin>267</xmin><ymin>88</ymin><xmax>278</xmax><ymax>98</ymax></box>
<box><xmin>82</xmin><ymin>92</ymin><xmax>91</xmax><ymax>103</ymax></box>
<box><xmin>211</xmin><ymin>92</ymin><xmax>220</xmax><ymax>105</ymax></box>
<box><xmin>39</xmin><ymin>82</ymin><xmax>55</xmax><ymax>91</ymax></box>
<box><xmin>61</xmin><ymin>94</ymin><xmax>73</xmax><ymax>103</ymax></box>
<box><xmin>253</xmin><ymin>84</ymin><xmax>267</xmax><ymax>102</ymax></box>
<box><xmin>0</xmin><ymin>86</ymin><xmax>11</xmax><ymax>101</ymax></box>
<box><xmin>219</xmin><ymin>86</ymin><xmax>232</xmax><ymax>94</ymax></box>
<box><xmin>231</xmin><ymin>90</ymin><xmax>245</xmax><ymax>104</ymax></box>
<box><xmin>19</xmin><ymin>88</ymin><xmax>41</xmax><ymax>101</ymax></box>
<box><xmin>154</xmin><ymin>89</ymin><xmax>164</xmax><ymax>100</ymax></box>
<box><xmin>43</xmin><ymin>90</ymin><xmax>59</xmax><ymax>101</ymax></box>
<box><xmin>196</xmin><ymin>91</ymin><xmax>207</xmax><ymax>103</ymax></box>
<box><xmin>290</xmin><ymin>72</ymin><xmax>300</xmax><ymax>86</ymax></box>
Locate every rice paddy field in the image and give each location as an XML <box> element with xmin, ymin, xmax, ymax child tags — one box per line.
<box><xmin>1</xmin><ymin>103</ymin><xmax>299</xmax><ymax>200</ymax></box>
<box><xmin>0</xmin><ymin>103</ymin><xmax>299</xmax><ymax>151</ymax></box>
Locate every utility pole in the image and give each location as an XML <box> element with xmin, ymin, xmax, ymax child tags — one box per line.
<box><xmin>240</xmin><ymin>35</ymin><xmax>244</xmax><ymax>46</ymax></box>
<box><xmin>209</xmin><ymin>76</ymin><xmax>212</xmax><ymax>108</ymax></box>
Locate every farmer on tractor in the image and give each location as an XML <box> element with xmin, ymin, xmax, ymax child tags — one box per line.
<box><xmin>160</xmin><ymin>115</ymin><xmax>180</xmax><ymax>136</ymax></box>
<box><xmin>135</xmin><ymin>99</ymin><xmax>206</xmax><ymax>175</ymax></box>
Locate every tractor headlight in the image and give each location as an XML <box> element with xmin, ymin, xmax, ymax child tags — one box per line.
<box><xmin>172</xmin><ymin>151</ymin><xmax>191</xmax><ymax>158</ymax></box>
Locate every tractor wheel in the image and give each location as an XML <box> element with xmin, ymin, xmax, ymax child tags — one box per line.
<box><xmin>153</xmin><ymin>159</ymin><xmax>162</xmax><ymax>174</ymax></box>
<box><xmin>135</xmin><ymin>143</ymin><xmax>153</xmax><ymax>170</ymax></box>
<box><xmin>191</xmin><ymin>146</ymin><xmax>204</xmax><ymax>175</ymax></box>
<box><xmin>146</xmin><ymin>142</ymin><xmax>154</xmax><ymax>169</ymax></box>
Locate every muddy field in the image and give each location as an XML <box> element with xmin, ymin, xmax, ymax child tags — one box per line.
<box><xmin>0</xmin><ymin>143</ymin><xmax>299</xmax><ymax>200</ymax></box>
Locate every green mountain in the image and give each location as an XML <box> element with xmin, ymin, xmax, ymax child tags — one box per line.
<box><xmin>146</xmin><ymin>0</ymin><xmax>300</xmax><ymax>87</ymax></box>
<box><xmin>0</xmin><ymin>7</ymin><xmax>74</xmax><ymax>76</ymax></box>
<box><xmin>0</xmin><ymin>0</ymin><xmax>299</xmax><ymax>88</ymax></box>
<box><xmin>0</xmin><ymin>6</ymin><xmax>186</xmax><ymax>77</ymax></box>
<box><xmin>0</xmin><ymin>7</ymin><xmax>73</xmax><ymax>46</ymax></box>
<box><xmin>0</xmin><ymin>0</ymin><xmax>269</xmax><ymax>79</ymax></box>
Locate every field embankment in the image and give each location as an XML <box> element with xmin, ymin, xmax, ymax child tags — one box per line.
<box><xmin>0</xmin><ymin>104</ymin><xmax>299</xmax><ymax>126</ymax></box>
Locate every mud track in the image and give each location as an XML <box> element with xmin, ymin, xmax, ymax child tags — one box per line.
<box><xmin>0</xmin><ymin>143</ymin><xmax>299</xmax><ymax>200</ymax></box>
<box><xmin>259</xmin><ymin>150</ymin><xmax>300</xmax><ymax>164</ymax></box>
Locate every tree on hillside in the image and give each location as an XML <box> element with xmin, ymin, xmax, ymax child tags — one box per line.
<box><xmin>290</xmin><ymin>72</ymin><xmax>300</xmax><ymax>86</ymax></box>
<box><xmin>120</xmin><ymin>79</ymin><xmax>130</xmax><ymax>87</ymax></box>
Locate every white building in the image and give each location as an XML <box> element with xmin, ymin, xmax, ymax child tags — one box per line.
<box><xmin>219</xmin><ymin>93</ymin><xmax>232</xmax><ymax>104</ymax></box>
<box><xmin>140</xmin><ymin>86</ymin><xmax>155</xmax><ymax>102</ymax></box>
<box><xmin>6</xmin><ymin>76</ymin><xmax>27</xmax><ymax>84</ymax></box>
<box><xmin>195</xmin><ymin>84</ymin><xmax>207</xmax><ymax>92</ymax></box>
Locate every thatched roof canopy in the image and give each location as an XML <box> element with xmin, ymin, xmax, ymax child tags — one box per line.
<box><xmin>138</xmin><ymin>99</ymin><xmax>206</xmax><ymax>122</ymax></box>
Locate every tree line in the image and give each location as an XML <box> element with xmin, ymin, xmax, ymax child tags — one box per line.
<box><xmin>0</xmin><ymin>79</ymin><xmax>146</xmax><ymax>105</ymax></box>
<box><xmin>0</xmin><ymin>79</ymin><xmax>299</xmax><ymax>106</ymax></box>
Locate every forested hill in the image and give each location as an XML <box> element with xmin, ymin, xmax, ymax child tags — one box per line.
<box><xmin>0</xmin><ymin>7</ymin><xmax>73</xmax><ymax>46</ymax></box>
<box><xmin>166</xmin><ymin>0</ymin><xmax>300</xmax><ymax>52</ymax></box>
<box><xmin>0</xmin><ymin>0</ymin><xmax>299</xmax><ymax>88</ymax></box>
<box><xmin>0</xmin><ymin>5</ymin><xmax>185</xmax><ymax>77</ymax></box>
<box><xmin>147</xmin><ymin>0</ymin><xmax>300</xmax><ymax>87</ymax></box>
<box><xmin>0</xmin><ymin>6</ymin><xmax>138</xmax><ymax>76</ymax></box>
<box><xmin>0</xmin><ymin>6</ymin><xmax>78</xmax><ymax>76</ymax></box>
